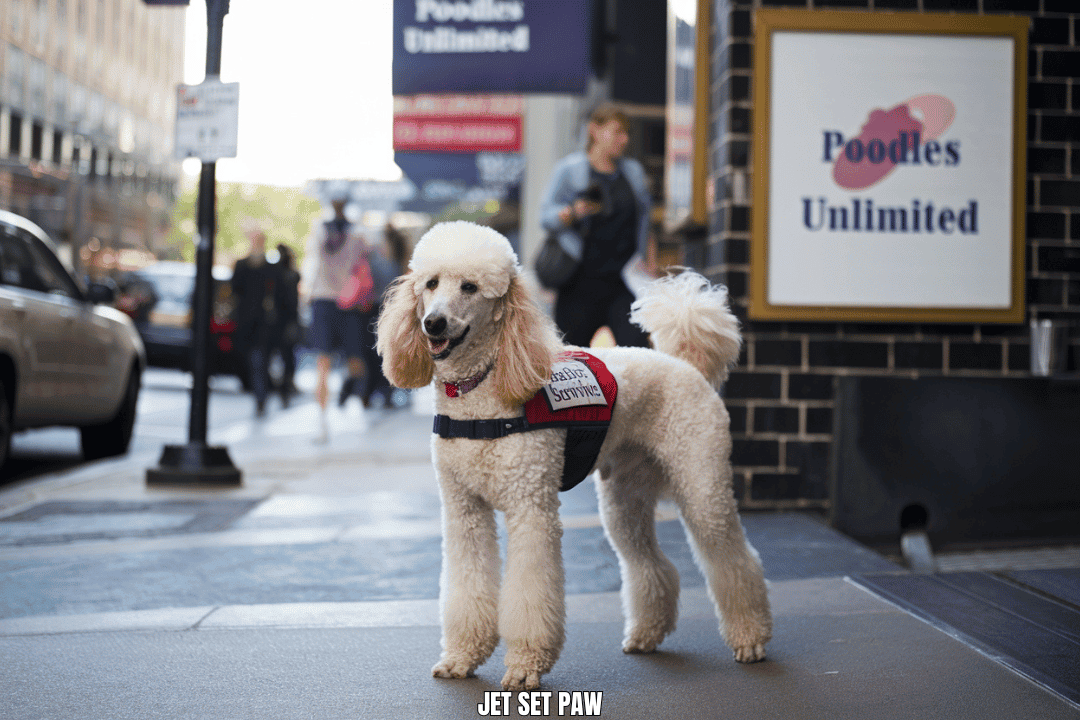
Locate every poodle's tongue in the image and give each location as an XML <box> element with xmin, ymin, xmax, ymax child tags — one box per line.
<box><xmin>429</xmin><ymin>326</ymin><xmax>469</xmax><ymax>360</ymax></box>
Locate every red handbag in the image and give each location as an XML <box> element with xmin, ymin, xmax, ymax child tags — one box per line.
<box><xmin>337</xmin><ymin>255</ymin><xmax>376</xmax><ymax>312</ymax></box>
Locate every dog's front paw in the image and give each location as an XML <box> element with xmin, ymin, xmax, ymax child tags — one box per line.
<box><xmin>432</xmin><ymin>656</ymin><xmax>477</xmax><ymax>680</ymax></box>
<box><xmin>621</xmin><ymin>624</ymin><xmax>670</xmax><ymax>654</ymax></box>
<box><xmin>733</xmin><ymin>643</ymin><xmax>767</xmax><ymax>663</ymax></box>
<box><xmin>502</xmin><ymin>666</ymin><xmax>542</xmax><ymax>691</ymax></box>
<box><xmin>622</xmin><ymin>636</ymin><xmax>660</xmax><ymax>654</ymax></box>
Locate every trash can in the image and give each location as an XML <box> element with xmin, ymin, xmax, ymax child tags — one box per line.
<box><xmin>1030</xmin><ymin>319</ymin><xmax>1068</xmax><ymax>376</ymax></box>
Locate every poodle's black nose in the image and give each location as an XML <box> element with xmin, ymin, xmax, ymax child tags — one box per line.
<box><xmin>424</xmin><ymin>315</ymin><xmax>447</xmax><ymax>336</ymax></box>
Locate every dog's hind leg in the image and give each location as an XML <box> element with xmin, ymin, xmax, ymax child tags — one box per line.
<box><xmin>499</xmin><ymin>495</ymin><xmax>566</xmax><ymax>691</ymax></box>
<box><xmin>596</xmin><ymin>450</ymin><xmax>681</xmax><ymax>654</ymax></box>
<box><xmin>432</xmin><ymin>490</ymin><xmax>501</xmax><ymax>680</ymax></box>
<box><xmin>669</xmin><ymin>451</ymin><xmax>772</xmax><ymax>663</ymax></box>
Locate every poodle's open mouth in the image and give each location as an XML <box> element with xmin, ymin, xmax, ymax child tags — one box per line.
<box><xmin>429</xmin><ymin>326</ymin><xmax>469</xmax><ymax>360</ymax></box>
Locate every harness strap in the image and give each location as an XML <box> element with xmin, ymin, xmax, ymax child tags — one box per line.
<box><xmin>433</xmin><ymin>414</ymin><xmax>529</xmax><ymax>440</ymax></box>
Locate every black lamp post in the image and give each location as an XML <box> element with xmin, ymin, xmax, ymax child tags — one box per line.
<box><xmin>147</xmin><ymin>0</ymin><xmax>241</xmax><ymax>486</ymax></box>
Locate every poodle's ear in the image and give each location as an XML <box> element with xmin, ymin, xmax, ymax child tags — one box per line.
<box><xmin>491</xmin><ymin>275</ymin><xmax>560</xmax><ymax>406</ymax></box>
<box><xmin>376</xmin><ymin>273</ymin><xmax>434</xmax><ymax>389</ymax></box>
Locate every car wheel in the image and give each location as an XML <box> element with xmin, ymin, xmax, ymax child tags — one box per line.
<box><xmin>0</xmin><ymin>376</ymin><xmax>12</xmax><ymax>473</ymax></box>
<box><xmin>80</xmin><ymin>365</ymin><xmax>140</xmax><ymax>461</ymax></box>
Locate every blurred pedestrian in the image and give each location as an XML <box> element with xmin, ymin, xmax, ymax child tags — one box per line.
<box><xmin>359</xmin><ymin>222</ymin><xmax>410</xmax><ymax>408</ymax></box>
<box><xmin>231</xmin><ymin>225</ymin><xmax>279</xmax><ymax>417</ymax></box>
<box><xmin>272</xmin><ymin>243</ymin><xmax>300</xmax><ymax>407</ymax></box>
<box><xmin>301</xmin><ymin>193</ymin><xmax>369</xmax><ymax>442</ymax></box>
<box><xmin>540</xmin><ymin>103</ymin><xmax>654</xmax><ymax>348</ymax></box>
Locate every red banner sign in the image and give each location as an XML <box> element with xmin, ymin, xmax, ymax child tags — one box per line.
<box><xmin>392</xmin><ymin>114</ymin><xmax>522</xmax><ymax>153</ymax></box>
<box><xmin>394</xmin><ymin>95</ymin><xmax>523</xmax><ymax>117</ymax></box>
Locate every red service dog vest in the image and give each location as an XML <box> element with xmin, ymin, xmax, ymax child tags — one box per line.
<box><xmin>433</xmin><ymin>351</ymin><xmax>618</xmax><ymax>491</ymax></box>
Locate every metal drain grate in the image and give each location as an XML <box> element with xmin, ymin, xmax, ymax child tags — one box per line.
<box><xmin>934</xmin><ymin>545</ymin><xmax>1080</xmax><ymax>573</ymax></box>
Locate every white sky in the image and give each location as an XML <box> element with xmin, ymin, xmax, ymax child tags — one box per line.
<box><xmin>183</xmin><ymin>0</ymin><xmax>401</xmax><ymax>187</ymax></box>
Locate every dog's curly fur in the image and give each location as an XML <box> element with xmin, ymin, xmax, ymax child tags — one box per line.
<box><xmin>376</xmin><ymin>221</ymin><xmax>772</xmax><ymax>690</ymax></box>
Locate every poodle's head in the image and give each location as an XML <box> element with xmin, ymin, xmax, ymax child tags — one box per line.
<box><xmin>411</xmin><ymin>220</ymin><xmax>520</xmax><ymax>300</ymax></box>
<box><xmin>409</xmin><ymin>221</ymin><xmax>520</xmax><ymax>362</ymax></box>
<box><xmin>376</xmin><ymin>221</ymin><xmax>561</xmax><ymax>405</ymax></box>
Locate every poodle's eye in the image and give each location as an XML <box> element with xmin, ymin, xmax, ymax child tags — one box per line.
<box><xmin>461</xmin><ymin>281</ymin><xmax>478</xmax><ymax>294</ymax></box>
<box><xmin>426</xmin><ymin>277</ymin><xmax>438</xmax><ymax>290</ymax></box>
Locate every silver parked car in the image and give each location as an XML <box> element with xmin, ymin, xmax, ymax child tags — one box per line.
<box><xmin>0</xmin><ymin>210</ymin><xmax>145</xmax><ymax>473</ymax></box>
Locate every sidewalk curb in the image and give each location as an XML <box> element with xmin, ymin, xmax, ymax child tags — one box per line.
<box><xmin>0</xmin><ymin>579</ymin><xmax>890</xmax><ymax>637</ymax></box>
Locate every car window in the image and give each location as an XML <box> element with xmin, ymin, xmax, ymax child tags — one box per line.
<box><xmin>0</xmin><ymin>232</ymin><xmax>19</xmax><ymax>287</ymax></box>
<box><xmin>145</xmin><ymin>273</ymin><xmax>195</xmax><ymax>304</ymax></box>
<box><xmin>0</xmin><ymin>227</ymin><xmax>79</xmax><ymax>299</ymax></box>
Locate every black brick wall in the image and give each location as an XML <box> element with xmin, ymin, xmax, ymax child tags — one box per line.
<box><xmin>706</xmin><ymin>0</ymin><xmax>1079</xmax><ymax>509</ymax></box>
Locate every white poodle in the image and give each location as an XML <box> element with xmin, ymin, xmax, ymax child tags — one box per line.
<box><xmin>376</xmin><ymin>221</ymin><xmax>771</xmax><ymax>690</ymax></box>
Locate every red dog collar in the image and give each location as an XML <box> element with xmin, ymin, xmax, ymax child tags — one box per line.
<box><xmin>443</xmin><ymin>365</ymin><xmax>492</xmax><ymax>397</ymax></box>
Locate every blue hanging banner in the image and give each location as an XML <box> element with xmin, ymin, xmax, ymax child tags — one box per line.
<box><xmin>392</xmin><ymin>0</ymin><xmax>592</xmax><ymax>94</ymax></box>
<box><xmin>394</xmin><ymin>151</ymin><xmax>525</xmax><ymax>213</ymax></box>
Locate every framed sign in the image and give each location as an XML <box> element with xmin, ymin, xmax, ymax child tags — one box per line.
<box><xmin>751</xmin><ymin>11</ymin><xmax>1028</xmax><ymax>323</ymax></box>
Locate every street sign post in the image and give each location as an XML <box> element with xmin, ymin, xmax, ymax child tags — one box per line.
<box><xmin>147</xmin><ymin>0</ymin><xmax>241</xmax><ymax>487</ymax></box>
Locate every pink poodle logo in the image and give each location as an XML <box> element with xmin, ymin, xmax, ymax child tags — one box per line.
<box><xmin>822</xmin><ymin>95</ymin><xmax>958</xmax><ymax>190</ymax></box>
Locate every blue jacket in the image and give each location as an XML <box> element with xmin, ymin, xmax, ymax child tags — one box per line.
<box><xmin>540</xmin><ymin>152</ymin><xmax>652</xmax><ymax>264</ymax></box>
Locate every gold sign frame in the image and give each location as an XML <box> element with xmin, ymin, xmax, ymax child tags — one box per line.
<box><xmin>750</xmin><ymin>10</ymin><xmax>1029</xmax><ymax>323</ymax></box>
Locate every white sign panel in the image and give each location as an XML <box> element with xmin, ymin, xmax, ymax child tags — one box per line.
<box><xmin>751</xmin><ymin>11</ymin><xmax>1028</xmax><ymax>324</ymax></box>
<box><xmin>542</xmin><ymin>361</ymin><xmax>607</xmax><ymax>411</ymax></box>
<box><xmin>174</xmin><ymin>80</ymin><xmax>239</xmax><ymax>161</ymax></box>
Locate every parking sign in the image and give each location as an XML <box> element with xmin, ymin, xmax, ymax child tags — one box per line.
<box><xmin>174</xmin><ymin>80</ymin><xmax>239</xmax><ymax>161</ymax></box>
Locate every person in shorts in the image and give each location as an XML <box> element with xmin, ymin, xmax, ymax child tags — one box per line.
<box><xmin>301</xmin><ymin>192</ymin><xmax>368</xmax><ymax>442</ymax></box>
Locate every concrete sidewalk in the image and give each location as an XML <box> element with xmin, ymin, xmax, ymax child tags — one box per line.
<box><xmin>1</xmin><ymin>388</ymin><xmax>1078</xmax><ymax>719</ymax></box>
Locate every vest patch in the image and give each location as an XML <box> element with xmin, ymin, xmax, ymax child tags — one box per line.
<box><xmin>542</xmin><ymin>360</ymin><xmax>609</xmax><ymax>411</ymax></box>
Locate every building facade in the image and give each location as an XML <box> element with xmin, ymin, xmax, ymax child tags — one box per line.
<box><xmin>0</xmin><ymin>0</ymin><xmax>185</xmax><ymax>272</ymax></box>
<box><xmin>698</xmin><ymin>0</ymin><xmax>1079</xmax><ymax>530</ymax></box>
